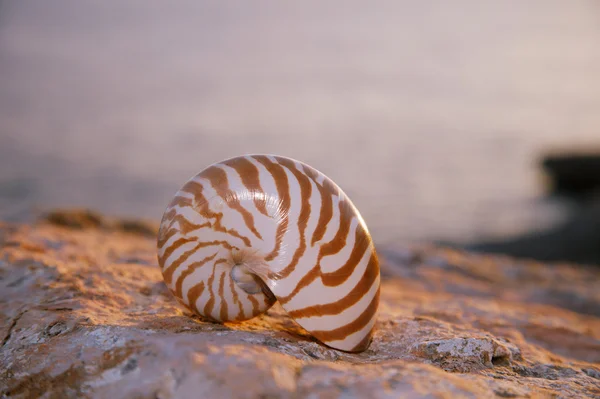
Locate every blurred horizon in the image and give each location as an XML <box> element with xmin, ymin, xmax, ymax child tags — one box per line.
<box><xmin>1</xmin><ymin>1</ymin><xmax>599</xmax><ymax>248</ymax></box>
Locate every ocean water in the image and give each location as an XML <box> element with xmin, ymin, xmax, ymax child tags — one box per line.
<box><xmin>1</xmin><ymin>1</ymin><xmax>599</xmax><ymax>247</ymax></box>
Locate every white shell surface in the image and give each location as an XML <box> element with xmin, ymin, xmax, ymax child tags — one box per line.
<box><xmin>157</xmin><ymin>154</ymin><xmax>380</xmax><ymax>352</ymax></box>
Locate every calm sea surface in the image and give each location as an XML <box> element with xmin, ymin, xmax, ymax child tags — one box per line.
<box><xmin>1</xmin><ymin>1</ymin><xmax>599</xmax><ymax>247</ymax></box>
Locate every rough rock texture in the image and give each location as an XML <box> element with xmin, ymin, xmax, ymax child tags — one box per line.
<box><xmin>1</xmin><ymin>210</ymin><xmax>599</xmax><ymax>398</ymax></box>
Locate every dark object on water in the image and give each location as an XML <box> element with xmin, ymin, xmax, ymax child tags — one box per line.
<box><xmin>467</xmin><ymin>150</ymin><xmax>600</xmax><ymax>265</ymax></box>
<box><xmin>467</xmin><ymin>202</ymin><xmax>600</xmax><ymax>265</ymax></box>
<box><xmin>542</xmin><ymin>152</ymin><xmax>600</xmax><ymax>197</ymax></box>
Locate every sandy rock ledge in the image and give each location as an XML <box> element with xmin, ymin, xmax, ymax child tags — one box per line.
<box><xmin>1</xmin><ymin>210</ymin><xmax>599</xmax><ymax>398</ymax></box>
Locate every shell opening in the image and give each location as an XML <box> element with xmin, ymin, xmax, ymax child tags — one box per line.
<box><xmin>230</xmin><ymin>249</ymin><xmax>276</xmax><ymax>302</ymax></box>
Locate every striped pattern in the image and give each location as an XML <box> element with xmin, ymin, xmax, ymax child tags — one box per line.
<box><xmin>157</xmin><ymin>155</ymin><xmax>380</xmax><ymax>352</ymax></box>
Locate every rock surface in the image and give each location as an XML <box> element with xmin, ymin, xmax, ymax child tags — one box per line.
<box><xmin>1</xmin><ymin>210</ymin><xmax>599</xmax><ymax>398</ymax></box>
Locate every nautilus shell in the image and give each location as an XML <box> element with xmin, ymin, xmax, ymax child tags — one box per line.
<box><xmin>157</xmin><ymin>155</ymin><xmax>380</xmax><ymax>352</ymax></box>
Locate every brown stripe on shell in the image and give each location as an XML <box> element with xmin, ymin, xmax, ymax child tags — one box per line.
<box><xmin>187</xmin><ymin>281</ymin><xmax>205</xmax><ymax>311</ymax></box>
<box><xmin>224</xmin><ymin>156</ymin><xmax>270</xmax><ymax>218</ymax></box>
<box><xmin>317</xmin><ymin>200</ymin><xmax>353</xmax><ymax>260</ymax></box>
<box><xmin>287</xmin><ymin>253</ymin><xmax>379</xmax><ymax>319</ymax></box>
<box><xmin>278</xmin><ymin>199</ymin><xmax>355</xmax><ymax>303</ymax></box>
<box><xmin>253</xmin><ymin>155</ymin><xmax>290</xmax><ymax>262</ymax></box>
<box><xmin>277</xmin><ymin>264</ymin><xmax>319</xmax><ymax>305</ymax></box>
<box><xmin>278</xmin><ymin>228</ymin><xmax>371</xmax><ymax>305</ymax></box>
<box><xmin>350</xmin><ymin>326</ymin><xmax>375</xmax><ymax>352</ymax></box>
<box><xmin>279</xmin><ymin>203</ymin><xmax>371</xmax><ymax>305</ymax></box>
<box><xmin>310</xmin><ymin>288</ymin><xmax>379</xmax><ymax>345</ymax></box>
<box><xmin>202</xmin><ymin>166</ymin><xmax>263</xmax><ymax>241</ymax></box>
<box><xmin>247</xmin><ymin>293</ymin><xmax>260</xmax><ymax>315</ymax></box>
<box><xmin>162</xmin><ymin>240</ymin><xmax>238</xmax><ymax>285</ymax></box>
<box><xmin>157</xmin><ymin>227</ymin><xmax>179</xmax><ymax>249</ymax></box>
<box><xmin>159</xmin><ymin>211</ymin><xmax>210</xmax><ymax>249</ymax></box>
<box><xmin>275</xmin><ymin>157</ymin><xmax>312</xmax><ymax>278</ymax></box>
<box><xmin>171</xmin><ymin>214</ymin><xmax>211</xmax><ymax>235</ymax></box>
<box><xmin>169</xmin><ymin>195</ymin><xmax>195</xmax><ymax>209</ymax></box>
<box><xmin>203</xmin><ymin>263</ymin><xmax>219</xmax><ymax>319</ymax></box>
<box><xmin>180</xmin><ymin>180</ymin><xmax>205</xmax><ymax>199</ymax></box>
<box><xmin>174</xmin><ymin>252</ymin><xmax>219</xmax><ymax>297</ymax></box>
<box><xmin>161</xmin><ymin>208</ymin><xmax>177</xmax><ymax>224</ymax></box>
<box><xmin>321</xmin><ymin>226</ymin><xmax>371</xmax><ymax>286</ymax></box>
<box><xmin>180</xmin><ymin>178</ymin><xmax>252</xmax><ymax>247</ymax></box>
<box><xmin>301</xmin><ymin>165</ymin><xmax>336</xmax><ymax>246</ymax></box>
<box><xmin>159</xmin><ymin>237</ymin><xmax>197</xmax><ymax>267</ymax></box>
<box><xmin>218</xmin><ymin>271</ymin><xmax>229</xmax><ymax>320</ymax></box>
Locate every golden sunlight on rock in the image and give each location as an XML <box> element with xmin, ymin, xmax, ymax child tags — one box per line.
<box><xmin>0</xmin><ymin>210</ymin><xmax>599</xmax><ymax>397</ymax></box>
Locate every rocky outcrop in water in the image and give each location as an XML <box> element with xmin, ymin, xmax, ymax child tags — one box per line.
<box><xmin>542</xmin><ymin>151</ymin><xmax>600</xmax><ymax>197</ymax></box>
<box><xmin>468</xmin><ymin>150</ymin><xmax>600</xmax><ymax>265</ymax></box>
<box><xmin>1</xmin><ymin>210</ymin><xmax>599</xmax><ymax>398</ymax></box>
